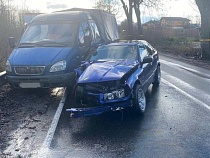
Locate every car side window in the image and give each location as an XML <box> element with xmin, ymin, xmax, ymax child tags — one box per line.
<box><xmin>145</xmin><ymin>42</ymin><xmax>156</xmax><ymax>55</ymax></box>
<box><xmin>78</xmin><ymin>22</ymin><xmax>91</xmax><ymax>46</ymax></box>
<box><xmin>139</xmin><ymin>45</ymin><xmax>149</xmax><ymax>61</ymax></box>
<box><xmin>90</xmin><ymin>21</ymin><xmax>101</xmax><ymax>43</ymax></box>
<box><xmin>145</xmin><ymin>45</ymin><xmax>153</xmax><ymax>55</ymax></box>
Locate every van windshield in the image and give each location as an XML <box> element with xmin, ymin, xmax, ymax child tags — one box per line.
<box><xmin>19</xmin><ymin>22</ymin><xmax>77</xmax><ymax>47</ymax></box>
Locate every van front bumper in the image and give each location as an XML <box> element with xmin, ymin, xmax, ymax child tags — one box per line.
<box><xmin>6</xmin><ymin>72</ymin><xmax>75</xmax><ymax>88</ymax></box>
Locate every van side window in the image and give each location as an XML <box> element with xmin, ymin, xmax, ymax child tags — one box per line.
<box><xmin>90</xmin><ymin>22</ymin><xmax>101</xmax><ymax>43</ymax></box>
<box><xmin>78</xmin><ymin>22</ymin><xmax>91</xmax><ymax>46</ymax></box>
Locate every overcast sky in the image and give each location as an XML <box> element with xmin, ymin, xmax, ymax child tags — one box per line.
<box><xmin>24</xmin><ymin>0</ymin><xmax>93</xmax><ymax>12</ymax></box>
<box><xmin>16</xmin><ymin>0</ymin><xmax>200</xmax><ymax>23</ymax></box>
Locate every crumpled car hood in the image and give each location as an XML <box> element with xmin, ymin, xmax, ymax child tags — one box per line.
<box><xmin>77</xmin><ymin>60</ymin><xmax>139</xmax><ymax>83</ymax></box>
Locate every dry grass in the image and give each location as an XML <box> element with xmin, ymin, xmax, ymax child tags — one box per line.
<box><xmin>0</xmin><ymin>49</ymin><xmax>10</xmax><ymax>72</ymax></box>
<box><xmin>0</xmin><ymin>54</ymin><xmax>6</xmax><ymax>72</ymax></box>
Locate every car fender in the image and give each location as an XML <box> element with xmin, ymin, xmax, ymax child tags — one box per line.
<box><xmin>126</xmin><ymin>67</ymin><xmax>143</xmax><ymax>91</ymax></box>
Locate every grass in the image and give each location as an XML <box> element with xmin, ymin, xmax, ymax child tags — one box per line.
<box><xmin>156</xmin><ymin>37</ymin><xmax>202</xmax><ymax>57</ymax></box>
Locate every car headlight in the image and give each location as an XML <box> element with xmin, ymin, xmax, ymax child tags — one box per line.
<box><xmin>5</xmin><ymin>60</ymin><xmax>12</xmax><ymax>72</ymax></box>
<box><xmin>50</xmin><ymin>60</ymin><xmax>66</xmax><ymax>72</ymax></box>
<box><xmin>104</xmin><ymin>89</ymin><xmax>125</xmax><ymax>101</ymax></box>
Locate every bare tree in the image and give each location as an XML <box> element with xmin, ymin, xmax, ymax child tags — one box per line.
<box><xmin>93</xmin><ymin>0</ymin><xmax>121</xmax><ymax>17</ymax></box>
<box><xmin>0</xmin><ymin>0</ymin><xmax>28</xmax><ymax>70</ymax></box>
<box><xmin>195</xmin><ymin>0</ymin><xmax>210</xmax><ymax>60</ymax></box>
<box><xmin>135</xmin><ymin>0</ymin><xmax>163</xmax><ymax>39</ymax></box>
<box><xmin>120</xmin><ymin>0</ymin><xmax>133</xmax><ymax>40</ymax></box>
<box><xmin>120</xmin><ymin>0</ymin><xmax>162</xmax><ymax>40</ymax></box>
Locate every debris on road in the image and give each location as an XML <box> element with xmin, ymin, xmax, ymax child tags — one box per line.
<box><xmin>0</xmin><ymin>84</ymin><xmax>62</xmax><ymax>157</ymax></box>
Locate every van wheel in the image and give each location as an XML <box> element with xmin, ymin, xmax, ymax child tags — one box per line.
<box><xmin>133</xmin><ymin>84</ymin><xmax>146</xmax><ymax>115</ymax></box>
<box><xmin>74</xmin><ymin>86</ymin><xmax>85</xmax><ymax>103</ymax></box>
<box><xmin>153</xmin><ymin>65</ymin><xmax>161</xmax><ymax>86</ymax></box>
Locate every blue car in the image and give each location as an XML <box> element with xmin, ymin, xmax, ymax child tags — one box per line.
<box><xmin>67</xmin><ymin>40</ymin><xmax>161</xmax><ymax>117</ymax></box>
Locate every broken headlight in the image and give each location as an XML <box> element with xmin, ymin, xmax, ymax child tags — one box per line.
<box><xmin>104</xmin><ymin>89</ymin><xmax>125</xmax><ymax>101</ymax></box>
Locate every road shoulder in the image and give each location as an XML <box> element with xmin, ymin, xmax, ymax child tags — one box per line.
<box><xmin>159</xmin><ymin>51</ymin><xmax>210</xmax><ymax>70</ymax></box>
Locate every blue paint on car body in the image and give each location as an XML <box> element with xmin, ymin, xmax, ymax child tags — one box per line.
<box><xmin>67</xmin><ymin>40</ymin><xmax>161</xmax><ymax>117</ymax></box>
<box><xmin>78</xmin><ymin>60</ymin><xmax>139</xmax><ymax>83</ymax></box>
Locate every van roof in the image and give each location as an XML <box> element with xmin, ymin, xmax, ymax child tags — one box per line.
<box><xmin>31</xmin><ymin>11</ymin><xmax>91</xmax><ymax>23</ymax></box>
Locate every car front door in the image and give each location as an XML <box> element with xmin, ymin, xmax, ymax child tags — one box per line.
<box><xmin>145</xmin><ymin>44</ymin><xmax>158</xmax><ymax>77</ymax></box>
<box><xmin>138</xmin><ymin>44</ymin><xmax>154</xmax><ymax>91</ymax></box>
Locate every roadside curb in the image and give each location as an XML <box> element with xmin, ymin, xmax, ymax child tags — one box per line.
<box><xmin>0</xmin><ymin>71</ymin><xmax>6</xmax><ymax>86</ymax></box>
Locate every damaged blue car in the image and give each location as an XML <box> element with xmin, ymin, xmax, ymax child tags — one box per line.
<box><xmin>67</xmin><ymin>40</ymin><xmax>161</xmax><ymax>117</ymax></box>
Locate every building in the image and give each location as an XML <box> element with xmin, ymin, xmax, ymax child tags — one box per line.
<box><xmin>160</xmin><ymin>17</ymin><xmax>190</xmax><ymax>28</ymax></box>
<box><xmin>142</xmin><ymin>20</ymin><xmax>160</xmax><ymax>29</ymax></box>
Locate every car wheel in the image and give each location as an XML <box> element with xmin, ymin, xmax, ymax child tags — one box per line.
<box><xmin>153</xmin><ymin>65</ymin><xmax>161</xmax><ymax>86</ymax></box>
<box><xmin>133</xmin><ymin>84</ymin><xmax>146</xmax><ymax>114</ymax></box>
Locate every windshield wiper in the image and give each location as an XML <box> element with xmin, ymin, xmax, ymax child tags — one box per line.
<box><xmin>34</xmin><ymin>40</ymin><xmax>69</xmax><ymax>47</ymax></box>
<box><xmin>17</xmin><ymin>42</ymin><xmax>38</xmax><ymax>48</ymax></box>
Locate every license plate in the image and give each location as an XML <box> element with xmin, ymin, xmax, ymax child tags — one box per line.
<box><xmin>19</xmin><ymin>82</ymin><xmax>41</xmax><ymax>88</ymax></box>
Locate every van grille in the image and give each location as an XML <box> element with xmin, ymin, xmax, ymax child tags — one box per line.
<box><xmin>14</xmin><ymin>66</ymin><xmax>45</xmax><ymax>75</ymax></box>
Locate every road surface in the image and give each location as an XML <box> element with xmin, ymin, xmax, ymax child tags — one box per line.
<box><xmin>1</xmin><ymin>55</ymin><xmax>210</xmax><ymax>158</ymax></box>
<box><xmin>39</xmin><ymin>55</ymin><xmax>210</xmax><ymax>158</ymax></box>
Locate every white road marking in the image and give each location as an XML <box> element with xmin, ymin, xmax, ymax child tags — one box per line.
<box><xmin>160</xmin><ymin>59</ymin><xmax>210</xmax><ymax>79</ymax></box>
<box><xmin>162</xmin><ymin>78</ymin><xmax>210</xmax><ymax>111</ymax></box>
<box><xmin>0</xmin><ymin>71</ymin><xmax>6</xmax><ymax>76</ymax></box>
<box><xmin>37</xmin><ymin>88</ymin><xmax>67</xmax><ymax>158</ymax></box>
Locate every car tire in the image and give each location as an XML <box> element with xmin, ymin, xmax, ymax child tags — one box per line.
<box><xmin>153</xmin><ymin>65</ymin><xmax>161</xmax><ymax>86</ymax></box>
<box><xmin>133</xmin><ymin>84</ymin><xmax>146</xmax><ymax>115</ymax></box>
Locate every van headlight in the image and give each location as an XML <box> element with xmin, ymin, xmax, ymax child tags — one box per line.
<box><xmin>50</xmin><ymin>60</ymin><xmax>66</xmax><ymax>72</ymax></box>
<box><xmin>104</xmin><ymin>89</ymin><xmax>125</xmax><ymax>101</ymax></box>
<box><xmin>5</xmin><ymin>60</ymin><xmax>12</xmax><ymax>72</ymax></box>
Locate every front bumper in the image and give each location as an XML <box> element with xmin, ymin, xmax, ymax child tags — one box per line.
<box><xmin>6</xmin><ymin>72</ymin><xmax>75</xmax><ymax>88</ymax></box>
<box><xmin>66</xmin><ymin>100</ymin><xmax>132</xmax><ymax>118</ymax></box>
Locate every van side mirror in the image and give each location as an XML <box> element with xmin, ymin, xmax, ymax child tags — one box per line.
<box><xmin>84</xmin><ymin>35</ymin><xmax>91</xmax><ymax>47</ymax></box>
<box><xmin>142</xmin><ymin>56</ymin><xmax>153</xmax><ymax>64</ymax></box>
<box><xmin>8</xmin><ymin>37</ymin><xmax>16</xmax><ymax>48</ymax></box>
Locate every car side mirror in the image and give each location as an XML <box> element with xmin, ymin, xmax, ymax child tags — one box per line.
<box><xmin>84</xmin><ymin>35</ymin><xmax>91</xmax><ymax>47</ymax></box>
<box><xmin>8</xmin><ymin>37</ymin><xmax>16</xmax><ymax>48</ymax></box>
<box><xmin>142</xmin><ymin>56</ymin><xmax>153</xmax><ymax>64</ymax></box>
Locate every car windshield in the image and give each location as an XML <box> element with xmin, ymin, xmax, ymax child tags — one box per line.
<box><xmin>19</xmin><ymin>22</ymin><xmax>77</xmax><ymax>47</ymax></box>
<box><xmin>86</xmin><ymin>45</ymin><xmax>137</xmax><ymax>62</ymax></box>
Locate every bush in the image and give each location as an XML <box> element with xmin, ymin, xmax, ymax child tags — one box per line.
<box><xmin>0</xmin><ymin>1</ymin><xmax>24</xmax><ymax>71</ymax></box>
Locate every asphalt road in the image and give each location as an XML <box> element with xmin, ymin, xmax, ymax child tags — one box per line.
<box><xmin>38</xmin><ymin>55</ymin><xmax>210</xmax><ymax>158</ymax></box>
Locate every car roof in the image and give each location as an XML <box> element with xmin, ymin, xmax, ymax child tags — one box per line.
<box><xmin>105</xmin><ymin>40</ymin><xmax>146</xmax><ymax>47</ymax></box>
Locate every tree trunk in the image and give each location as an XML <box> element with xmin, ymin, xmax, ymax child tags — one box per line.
<box><xmin>127</xmin><ymin>0</ymin><xmax>133</xmax><ymax>40</ymax></box>
<box><xmin>134</xmin><ymin>1</ymin><xmax>143</xmax><ymax>39</ymax></box>
<box><xmin>121</xmin><ymin>0</ymin><xmax>133</xmax><ymax>40</ymax></box>
<box><xmin>195</xmin><ymin>0</ymin><xmax>210</xmax><ymax>60</ymax></box>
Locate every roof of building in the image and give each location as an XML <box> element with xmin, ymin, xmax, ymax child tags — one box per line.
<box><xmin>160</xmin><ymin>17</ymin><xmax>190</xmax><ymax>21</ymax></box>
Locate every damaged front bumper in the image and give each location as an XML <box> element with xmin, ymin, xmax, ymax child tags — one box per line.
<box><xmin>66</xmin><ymin>100</ymin><xmax>132</xmax><ymax>118</ymax></box>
